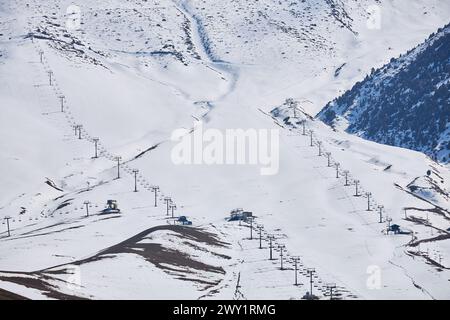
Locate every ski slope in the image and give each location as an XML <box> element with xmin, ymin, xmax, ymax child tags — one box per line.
<box><xmin>0</xmin><ymin>0</ymin><xmax>449</xmax><ymax>299</ymax></box>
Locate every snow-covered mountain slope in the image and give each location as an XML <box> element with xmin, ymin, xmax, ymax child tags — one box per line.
<box><xmin>0</xmin><ymin>0</ymin><xmax>450</xmax><ymax>300</ymax></box>
<box><xmin>318</xmin><ymin>23</ymin><xmax>450</xmax><ymax>163</ymax></box>
<box><xmin>179</xmin><ymin>0</ymin><xmax>450</xmax><ymax>114</ymax></box>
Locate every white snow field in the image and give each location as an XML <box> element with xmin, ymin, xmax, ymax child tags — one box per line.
<box><xmin>0</xmin><ymin>0</ymin><xmax>449</xmax><ymax>299</ymax></box>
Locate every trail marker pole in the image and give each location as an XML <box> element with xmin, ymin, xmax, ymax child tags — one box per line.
<box><xmin>39</xmin><ymin>50</ymin><xmax>44</xmax><ymax>63</ymax></box>
<box><xmin>309</xmin><ymin>130</ymin><xmax>314</xmax><ymax>147</ymax></box>
<box><xmin>343</xmin><ymin>170</ymin><xmax>349</xmax><ymax>186</ymax></box>
<box><xmin>59</xmin><ymin>95</ymin><xmax>65</xmax><ymax>112</ymax></box>
<box><xmin>48</xmin><ymin>71</ymin><xmax>53</xmax><ymax>85</ymax></box>
<box><xmin>84</xmin><ymin>201</ymin><xmax>90</xmax><ymax>217</ymax></box>
<box><xmin>293</xmin><ymin>257</ymin><xmax>300</xmax><ymax>286</ymax></box>
<box><xmin>326</xmin><ymin>152</ymin><xmax>331</xmax><ymax>167</ymax></box>
<box><xmin>354</xmin><ymin>180</ymin><xmax>360</xmax><ymax>197</ymax></box>
<box><xmin>248</xmin><ymin>217</ymin><xmax>254</xmax><ymax>240</ymax></box>
<box><xmin>378</xmin><ymin>205</ymin><xmax>384</xmax><ymax>223</ymax></box>
<box><xmin>115</xmin><ymin>156</ymin><xmax>122</xmax><ymax>179</ymax></box>
<box><xmin>151</xmin><ymin>186</ymin><xmax>160</xmax><ymax>207</ymax></box>
<box><xmin>4</xmin><ymin>217</ymin><xmax>11</xmax><ymax>237</ymax></box>
<box><xmin>93</xmin><ymin>138</ymin><xmax>99</xmax><ymax>158</ymax></box>
<box><xmin>366</xmin><ymin>192</ymin><xmax>372</xmax><ymax>211</ymax></box>
<box><xmin>164</xmin><ymin>197</ymin><xmax>172</xmax><ymax>216</ymax></box>
<box><xmin>170</xmin><ymin>204</ymin><xmax>177</xmax><ymax>218</ymax></box>
<box><xmin>257</xmin><ymin>225</ymin><xmax>263</xmax><ymax>249</ymax></box>
<box><xmin>317</xmin><ymin>141</ymin><xmax>322</xmax><ymax>156</ymax></box>
<box><xmin>307</xmin><ymin>268</ymin><xmax>315</xmax><ymax>296</ymax></box>
<box><xmin>132</xmin><ymin>169</ymin><xmax>139</xmax><ymax>192</ymax></box>
<box><xmin>326</xmin><ymin>283</ymin><xmax>337</xmax><ymax>300</ymax></box>
<box><xmin>335</xmin><ymin>162</ymin><xmax>340</xmax><ymax>178</ymax></box>
<box><xmin>76</xmin><ymin>125</ymin><xmax>83</xmax><ymax>139</ymax></box>
<box><xmin>278</xmin><ymin>245</ymin><xmax>286</xmax><ymax>270</ymax></box>
<box><xmin>301</xmin><ymin>120</ymin><xmax>306</xmax><ymax>135</ymax></box>
<box><xmin>268</xmin><ymin>235</ymin><xmax>275</xmax><ymax>260</ymax></box>
<box><xmin>386</xmin><ymin>217</ymin><xmax>392</xmax><ymax>234</ymax></box>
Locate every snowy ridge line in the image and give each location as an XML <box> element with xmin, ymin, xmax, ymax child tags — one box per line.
<box><xmin>27</xmin><ymin>33</ymin><xmax>181</xmax><ymax>220</ymax></box>
<box><xmin>317</xmin><ymin>22</ymin><xmax>450</xmax><ymax>163</ymax></box>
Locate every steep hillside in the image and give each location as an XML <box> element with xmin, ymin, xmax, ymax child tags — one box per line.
<box><xmin>318</xmin><ymin>24</ymin><xmax>450</xmax><ymax>162</ymax></box>
<box><xmin>180</xmin><ymin>0</ymin><xmax>450</xmax><ymax>113</ymax></box>
<box><xmin>0</xmin><ymin>0</ymin><xmax>450</xmax><ymax>300</ymax></box>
